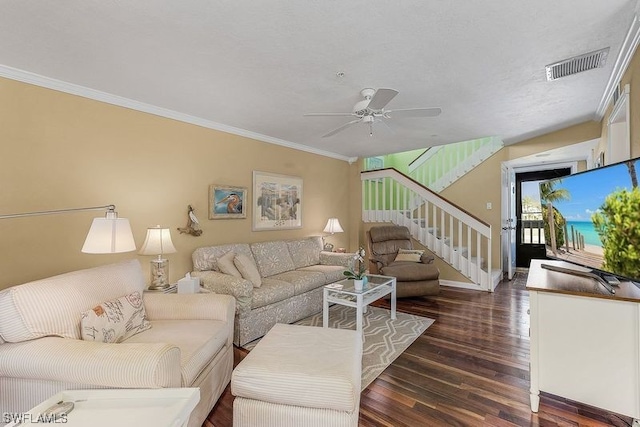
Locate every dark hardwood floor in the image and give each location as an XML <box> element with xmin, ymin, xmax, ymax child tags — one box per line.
<box><xmin>204</xmin><ymin>274</ymin><xmax>634</xmax><ymax>427</ymax></box>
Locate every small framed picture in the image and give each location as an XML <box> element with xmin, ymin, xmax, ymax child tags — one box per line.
<box><xmin>209</xmin><ymin>185</ymin><xmax>247</xmax><ymax>219</ymax></box>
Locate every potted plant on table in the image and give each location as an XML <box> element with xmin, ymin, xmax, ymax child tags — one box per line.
<box><xmin>344</xmin><ymin>247</ymin><xmax>367</xmax><ymax>291</ymax></box>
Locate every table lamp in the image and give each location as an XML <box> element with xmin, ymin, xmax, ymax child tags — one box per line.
<box><xmin>322</xmin><ymin>218</ymin><xmax>343</xmax><ymax>251</ymax></box>
<box><xmin>139</xmin><ymin>225</ymin><xmax>177</xmax><ymax>290</ymax></box>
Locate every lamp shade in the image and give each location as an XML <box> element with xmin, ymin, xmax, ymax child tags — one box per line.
<box><xmin>139</xmin><ymin>226</ymin><xmax>177</xmax><ymax>256</ymax></box>
<box><xmin>323</xmin><ymin>218</ymin><xmax>344</xmax><ymax>234</ymax></box>
<box><xmin>82</xmin><ymin>217</ymin><xmax>136</xmax><ymax>254</ymax></box>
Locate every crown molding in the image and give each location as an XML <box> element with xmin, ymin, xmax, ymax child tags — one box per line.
<box><xmin>595</xmin><ymin>12</ymin><xmax>640</xmax><ymax>119</ymax></box>
<box><xmin>0</xmin><ymin>64</ymin><xmax>353</xmax><ymax>162</ymax></box>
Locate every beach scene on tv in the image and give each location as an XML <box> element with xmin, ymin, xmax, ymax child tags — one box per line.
<box><xmin>531</xmin><ymin>158</ymin><xmax>640</xmax><ymax>279</ymax></box>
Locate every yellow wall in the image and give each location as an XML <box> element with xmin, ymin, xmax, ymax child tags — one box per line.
<box><xmin>0</xmin><ymin>78</ymin><xmax>353</xmax><ymax>290</ymax></box>
<box><xmin>5</xmin><ymin>39</ymin><xmax>639</xmax><ymax>289</ymax></box>
<box><xmin>598</xmin><ymin>43</ymin><xmax>640</xmax><ymax>160</ymax></box>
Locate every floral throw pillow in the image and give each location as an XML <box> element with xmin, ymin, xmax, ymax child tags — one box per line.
<box><xmin>81</xmin><ymin>291</ymin><xmax>151</xmax><ymax>343</ymax></box>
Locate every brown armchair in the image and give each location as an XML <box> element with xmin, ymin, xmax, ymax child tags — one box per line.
<box><xmin>367</xmin><ymin>225</ymin><xmax>440</xmax><ymax>297</ymax></box>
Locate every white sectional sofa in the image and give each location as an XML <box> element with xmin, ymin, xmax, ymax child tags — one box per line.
<box><xmin>191</xmin><ymin>236</ymin><xmax>354</xmax><ymax>347</ymax></box>
<box><xmin>0</xmin><ymin>259</ymin><xmax>235</xmax><ymax>427</ymax></box>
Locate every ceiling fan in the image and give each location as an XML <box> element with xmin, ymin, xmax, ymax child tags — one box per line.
<box><xmin>304</xmin><ymin>88</ymin><xmax>441</xmax><ymax>138</ymax></box>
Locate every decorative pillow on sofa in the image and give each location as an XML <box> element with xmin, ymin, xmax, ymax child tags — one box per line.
<box><xmin>395</xmin><ymin>248</ymin><xmax>424</xmax><ymax>263</ymax></box>
<box><xmin>81</xmin><ymin>291</ymin><xmax>151</xmax><ymax>343</ymax></box>
<box><xmin>218</xmin><ymin>251</ymin><xmax>242</xmax><ymax>278</ymax></box>
<box><xmin>234</xmin><ymin>253</ymin><xmax>262</xmax><ymax>288</ymax></box>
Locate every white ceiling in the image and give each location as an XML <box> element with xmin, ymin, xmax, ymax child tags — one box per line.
<box><xmin>0</xmin><ymin>1</ymin><xmax>638</xmax><ymax>161</ymax></box>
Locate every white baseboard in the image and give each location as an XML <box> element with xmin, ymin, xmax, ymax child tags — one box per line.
<box><xmin>440</xmin><ymin>279</ymin><xmax>486</xmax><ymax>291</ymax></box>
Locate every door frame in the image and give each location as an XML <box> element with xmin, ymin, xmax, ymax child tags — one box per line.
<box><xmin>515</xmin><ymin>168</ymin><xmax>572</xmax><ymax>268</ymax></box>
<box><xmin>502</xmin><ymin>161</ymin><xmax>578</xmax><ymax>276</ymax></box>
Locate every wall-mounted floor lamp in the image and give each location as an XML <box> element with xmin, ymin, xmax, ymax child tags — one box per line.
<box><xmin>0</xmin><ymin>204</ymin><xmax>136</xmax><ymax>254</ymax></box>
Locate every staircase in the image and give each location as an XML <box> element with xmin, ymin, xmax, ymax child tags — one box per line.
<box><xmin>361</xmin><ymin>168</ymin><xmax>501</xmax><ymax>291</ymax></box>
<box><xmin>408</xmin><ymin>136</ymin><xmax>503</xmax><ymax>192</ymax></box>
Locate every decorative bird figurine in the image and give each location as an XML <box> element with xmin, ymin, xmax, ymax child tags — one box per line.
<box><xmin>217</xmin><ymin>193</ymin><xmax>242</xmax><ymax>214</ymax></box>
<box><xmin>178</xmin><ymin>205</ymin><xmax>202</xmax><ymax>236</ymax></box>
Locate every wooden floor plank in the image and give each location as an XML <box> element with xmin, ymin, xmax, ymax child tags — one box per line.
<box><xmin>204</xmin><ymin>273</ymin><xmax>634</xmax><ymax>426</ymax></box>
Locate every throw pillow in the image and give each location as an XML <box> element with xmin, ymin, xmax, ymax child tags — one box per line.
<box><xmin>234</xmin><ymin>253</ymin><xmax>262</xmax><ymax>288</ymax></box>
<box><xmin>218</xmin><ymin>251</ymin><xmax>242</xmax><ymax>278</ymax></box>
<box><xmin>395</xmin><ymin>248</ymin><xmax>424</xmax><ymax>263</ymax></box>
<box><xmin>81</xmin><ymin>291</ymin><xmax>151</xmax><ymax>343</ymax></box>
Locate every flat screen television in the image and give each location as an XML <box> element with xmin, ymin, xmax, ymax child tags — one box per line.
<box><xmin>538</xmin><ymin>156</ymin><xmax>640</xmax><ymax>290</ymax></box>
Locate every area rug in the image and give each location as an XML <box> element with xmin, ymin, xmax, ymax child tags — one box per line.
<box><xmin>242</xmin><ymin>305</ymin><xmax>435</xmax><ymax>390</ymax></box>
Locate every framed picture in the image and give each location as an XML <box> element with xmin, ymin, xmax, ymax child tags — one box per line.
<box><xmin>253</xmin><ymin>171</ymin><xmax>302</xmax><ymax>231</ymax></box>
<box><xmin>365</xmin><ymin>156</ymin><xmax>384</xmax><ymax>170</ymax></box>
<box><xmin>209</xmin><ymin>185</ymin><xmax>247</xmax><ymax>219</ymax></box>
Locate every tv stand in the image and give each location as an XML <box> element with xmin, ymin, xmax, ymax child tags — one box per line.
<box><xmin>528</xmin><ymin>260</ymin><xmax>640</xmax><ymax>421</ymax></box>
<box><xmin>540</xmin><ymin>263</ymin><xmax>616</xmax><ymax>294</ymax></box>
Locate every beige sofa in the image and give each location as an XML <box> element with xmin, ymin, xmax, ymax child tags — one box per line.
<box><xmin>0</xmin><ymin>259</ymin><xmax>235</xmax><ymax>427</ymax></box>
<box><xmin>191</xmin><ymin>236</ymin><xmax>354</xmax><ymax>347</ymax></box>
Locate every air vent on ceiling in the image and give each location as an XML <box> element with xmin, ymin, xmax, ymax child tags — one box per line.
<box><xmin>545</xmin><ymin>47</ymin><xmax>610</xmax><ymax>81</ymax></box>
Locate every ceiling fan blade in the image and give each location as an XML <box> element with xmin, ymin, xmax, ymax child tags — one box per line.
<box><xmin>322</xmin><ymin>119</ymin><xmax>362</xmax><ymax>138</ymax></box>
<box><xmin>376</xmin><ymin>118</ymin><xmax>396</xmax><ymax>135</ymax></box>
<box><xmin>304</xmin><ymin>112</ymin><xmax>356</xmax><ymax>117</ymax></box>
<box><xmin>385</xmin><ymin>107</ymin><xmax>442</xmax><ymax>118</ymax></box>
<box><xmin>367</xmin><ymin>88</ymin><xmax>399</xmax><ymax>110</ymax></box>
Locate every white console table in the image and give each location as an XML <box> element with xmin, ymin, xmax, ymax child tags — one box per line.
<box><xmin>527</xmin><ymin>259</ymin><xmax>640</xmax><ymax>421</ymax></box>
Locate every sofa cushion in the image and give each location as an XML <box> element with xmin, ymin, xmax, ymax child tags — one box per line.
<box><xmin>268</xmin><ymin>270</ymin><xmax>326</xmax><ymax>296</ymax></box>
<box><xmin>126</xmin><ymin>319</ymin><xmax>227</xmax><ymax>386</ymax></box>
<box><xmin>251</xmin><ymin>278</ymin><xmax>294</xmax><ymax>310</ymax></box>
<box><xmin>218</xmin><ymin>251</ymin><xmax>242</xmax><ymax>278</ymax></box>
<box><xmin>0</xmin><ymin>260</ymin><xmax>146</xmax><ymax>343</ymax></box>
<box><xmin>298</xmin><ymin>265</ymin><xmax>346</xmax><ymax>284</ymax></box>
<box><xmin>250</xmin><ymin>241</ymin><xmax>295</xmax><ymax>277</ymax></box>
<box><xmin>287</xmin><ymin>237</ymin><xmax>323</xmax><ymax>269</ymax></box>
<box><xmin>234</xmin><ymin>253</ymin><xmax>262</xmax><ymax>288</ymax></box>
<box><xmin>81</xmin><ymin>291</ymin><xmax>151</xmax><ymax>343</ymax></box>
<box><xmin>192</xmin><ymin>243</ymin><xmax>253</xmax><ymax>272</ymax></box>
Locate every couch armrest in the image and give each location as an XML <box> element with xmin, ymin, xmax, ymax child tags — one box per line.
<box><xmin>0</xmin><ymin>337</ymin><xmax>181</xmax><ymax>388</ymax></box>
<box><xmin>190</xmin><ymin>271</ymin><xmax>252</xmax><ymax>315</ymax></box>
<box><xmin>368</xmin><ymin>257</ymin><xmax>384</xmax><ymax>274</ymax></box>
<box><xmin>319</xmin><ymin>251</ymin><xmax>355</xmax><ymax>268</ymax></box>
<box><xmin>421</xmin><ymin>253</ymin><xmax>435</xmax><ymax>264</ymax></box>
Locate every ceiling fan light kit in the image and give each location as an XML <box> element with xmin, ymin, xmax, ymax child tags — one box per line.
<box><xmin>304</xmin><ymin>87</ymin><xmax>442</xmax><ymax>137</ymax></box>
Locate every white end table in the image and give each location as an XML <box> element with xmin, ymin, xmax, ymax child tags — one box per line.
<box><xmin>5</xmin><ymin>388</ymin><xmax>199</xmax><ymax>427</ymax></box>
<box><xmin>323</xmin><ymin>274</ymin><xmax>397</xmax><ymax>337</ymax></box>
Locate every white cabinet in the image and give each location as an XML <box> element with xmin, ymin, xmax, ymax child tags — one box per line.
<box><xmin>528</xmin><ymin>260</ymin><xmax>640</xmax><ymax>420</ymax></box>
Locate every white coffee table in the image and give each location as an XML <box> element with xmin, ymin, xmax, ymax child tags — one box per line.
<box><xmin>4</xmin><ymin>388</ymin><xmax>199</xmax><ymax>427</ymax></box>
<box><xmin>323</xmin><ymin>274</ymin><xmax>397</xmax><ymax>337</ymax></box>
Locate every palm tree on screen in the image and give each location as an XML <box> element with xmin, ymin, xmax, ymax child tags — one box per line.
<box><xmin>540</xmin><ymin>180</ymin><xmax>570</xmax><ymax>204</ymax></box>
<box><xmin>625</xmin><ymin>160</ymin><xmax>638</xmax><ymax>188</ymax></box>
<box><xmin>540</xmin><ymin>179</ymin><xmax>570</xmax><ymax>254</ymax></box>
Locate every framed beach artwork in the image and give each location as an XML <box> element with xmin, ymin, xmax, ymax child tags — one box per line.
<box><xmin>209</xmin><ymin>185</ymin><xmax>247</xmax><ymax>219</ymax></box>
<box><xmin>252</xmin><ymin>171</ymin><xmax>302</xmax><ymax>231</ymax></box>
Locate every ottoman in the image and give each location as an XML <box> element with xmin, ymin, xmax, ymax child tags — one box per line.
<box><xmin>231</xmin><ymin>323</ymin><xmax>362</xmax><ymax>427</ymax></box>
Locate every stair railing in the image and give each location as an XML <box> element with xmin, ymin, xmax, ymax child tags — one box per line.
<box><xmin>408</xmin><ymin>136</ymin><xmax>503</xmax><ymax>192</ymax></box>
<box><xmin>362</xmin><ymin>168</ymin><xmax>492</xmax><ymax>290</ymax></box>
